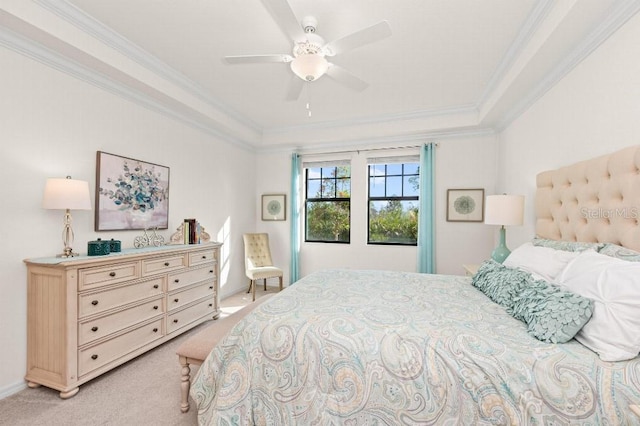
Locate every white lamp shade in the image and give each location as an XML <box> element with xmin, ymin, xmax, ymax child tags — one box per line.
<box><xmin>290</xmin><ymin>54</ymin><xmax>329</xmax><ymax>81</ymax></box>
<box><xmin>42</xmin><ymin>177</ymin><xmax>92</xmax><ymax>210</ymax></box>
<box><xmin>484</xmin><ymin>194</ymin><xmax>524</xmax><ymax>226</ymax></box>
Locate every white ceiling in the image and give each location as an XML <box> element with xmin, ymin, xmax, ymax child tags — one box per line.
<box><xmin>2</xmin><ymin>0</ymin><xmax>635</xmax><ymax>149</ymax></box>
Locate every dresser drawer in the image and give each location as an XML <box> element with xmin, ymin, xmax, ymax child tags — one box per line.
<box><xmin>189</xmin><ymin>249</ymin><xmax>216</xmax><ymax>266</ymax></box>
<box><xmin>79</xmin><ymin>277</ymin><xmax>164</xmax><ymax>318</ymax></box>
<box><xmin>166</xmin><ymin>298</ymin><xmax>215</xmax><ymax>334</ymax></box>
<box><xmin>168</xmin><ymin>265</ymin><xmax>216</xmax><ymax>291</ymax></box>
<box><xmin>79</xmin><ymin>262</ymin><xmax>139</xmax><ymax>291</ymax></box>
<box><xmin>141</xmin><ymin>255</ymin><xmax>186</xmax><ymax>276</ymax></box>
<box><xmin>79</xmin><ymin>297</ymin><xmax>164</xmax><ymax>346</ymax></box>
<box><xmin>78</xmin><ymin>318</ymin><xmax>163</xmax><ymax>377</ymax></box>
<box><xmin>168</xmin><ymin>282</ymin><xmax>214</xmax><ymax>312</ymax></box>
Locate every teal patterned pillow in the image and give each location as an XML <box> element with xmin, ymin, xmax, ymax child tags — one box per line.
<box><xmin>599</xmin><ymin>243</ymin><xmax>640</xmax><ymax>262</ymax></box>
<box><xmin>472</xmin><ymin>260</ymin><xmax>594</xmax><ymax>344</ymax></box>
<box><xmin>472</xmin><ymin>260</ymin><xmax>530</xmax><ymax>308</ymax></box>
<box><xmin>532</xmin><ymin>237</ymin><xmax>604</xmax><ymax>253</ymax></box>
<box><xmin>509</xmin><ymin>280</ymin><xmax>594</xmax><ymax>343</ymax></box>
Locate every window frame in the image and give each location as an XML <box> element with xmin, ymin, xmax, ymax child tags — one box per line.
<box><xmin>304</xmin><ymin>164</ymin><xmax>351</xmax><ymax>244</ymax></box>
<box><xmin>367</xmin><ymin>162</ymin><xmax>420</xmax><ymax>246</ymax></box>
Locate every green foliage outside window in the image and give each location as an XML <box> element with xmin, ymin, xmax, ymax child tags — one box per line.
<box><xmin>306</xmin><ymin>201</ymin><xmax>350</xmax><ymax>242</ymax></box>
<box><xmin>369</xmin><ymin>200</ymin><xmax>418</xmax><ymax>244</ymax></box>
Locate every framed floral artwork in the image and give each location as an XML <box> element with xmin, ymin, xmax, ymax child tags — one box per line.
<box><xmin>446</xmin><ymin>188</ymin><xmax>484</xmax><ymax>222</ymax></box>
<box><xmin>262</xmin><ymin>194</ymin><xmax>286</xmax><ymax>221</ymax></box>
<box><xmin>95</xmin><ymin>151</ymin><xmax>170</xmax><ymax>231</ymax></box>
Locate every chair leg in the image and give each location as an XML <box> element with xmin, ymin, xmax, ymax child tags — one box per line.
<box><xmin>247</xmin><ymin>278</ymin><xmax>253</xmax><ymax>294</ymax></box>
<box><xmin>252</xmin><ymin>279</ymin><xmax>256</xmax><ymax>302</ymax></box>
<box><xmin>279</xmin><ymin>276</ymin><xmax>283</xmax><ymax>292</ymax></box>
<box><xmin>264</xmin><ymin>278</ymin><xmax>267</xmax><ymax>291</ymax></box>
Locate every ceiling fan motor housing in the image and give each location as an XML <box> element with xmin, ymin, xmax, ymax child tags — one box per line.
<box><xmin>302</xmin><ymin>16</ymin><xmax>317</xmax><ymax>33</ymax></box>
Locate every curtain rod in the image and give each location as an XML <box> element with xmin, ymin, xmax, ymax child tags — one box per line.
<box><xmin>297</xmin><ymin>143</ymin><xmax>439</xmax><ymax>158</ymax></box>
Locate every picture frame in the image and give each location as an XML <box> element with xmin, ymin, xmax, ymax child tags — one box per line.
<box><xmin>262</xmin><ymin>194</ymin><xmax>286</xmax><ymax>221</ymax></box>
<box><xmin>446</xmin><ymin>188</ymin><xmax>484</xmax><ymax>222</ymax></box>
<box><xmin>95</xmin><ymin>151</ymin><xmax>170</xmax><ymax>231</ymax></box>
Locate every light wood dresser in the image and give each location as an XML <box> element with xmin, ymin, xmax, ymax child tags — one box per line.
<box><xmin>24</xmin><ymin>242</ymin><xmax>222</xmax><ymax>398</ymax></box>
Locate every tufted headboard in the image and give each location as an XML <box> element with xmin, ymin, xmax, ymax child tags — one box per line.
<box><xmin>536</xmin><ymin>145</ymin><xmax>640</xmax><ymax>251</ymax></box>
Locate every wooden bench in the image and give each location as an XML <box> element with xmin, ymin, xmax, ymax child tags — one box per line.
<box><xmin>177</xmin><ymin>293</ymin><xmax>274</xmax><ymax>413</ymax></box>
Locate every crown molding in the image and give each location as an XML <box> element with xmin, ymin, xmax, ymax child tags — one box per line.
<box><xmin>33</xmin><ymin>0</ymin><xmax>262</xmax><ymax>134</ymax></box>
<box><xmin>262</xmin><ymin>104</ymin><xmax>479</xmax><ymax>137</ymax></box>
<box><xmin>495</xmin><ymin>0</ymin><xmax>640</xmax><ymax>131</ymax></box>
<box><xmin>257</xmin><ymin>127</ymin><xmax>495</xmax><ymax>155</ymax></box>
<box><xmin>475</xmin><ymin>0</ymin><xmax>556</xmax><ymax>111</ymax></box>
<box><xmin>0</xmin><ymin>24</ymin><xmax>255</xmax><ymax>150</ymax></box>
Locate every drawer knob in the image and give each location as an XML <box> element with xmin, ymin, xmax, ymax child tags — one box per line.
<box><xmin>209</xmin><ymin>270</ymin><xmax>214</xmax><ymax>274</ymax></box>
<box><xmin>153</xmin><ymin>328</ymin><xmax>158</xmax><ymax>333</ymax></box>
<box><xmin>164</xmin><ymin>262</ymin><xmax>170</xmax><ymax>266</ymax></box>
<box><xmin>202</xmin><ymin>255</ymin><xmax>207</xmax><ymax>259</ymax></box>
<box><xmin>209</xmin><ymin>286</ymin><xmax>213</xmax><ymax>290</ymax></box>
<box><xmin>153</xmin><ymin>305</ymin><xmax>159</xmax><ymax>310</ymax></box>
<box><xmin>109</xmin><ymin>272</ymin><xmax>116</xmax><ymax>277</ymax></box>
<box><xmin>91</xmin><ymin>326</ymin><xmax>98</xmax><ymax>332</ymax></box>
<box><xmin>208</xmin><ymin>303</ymin><xmax>213</xmax><ymax>307</ymax></box>
<box><xmin>91</xmin><ymin>354</ymin><xmax>98</xmax><ymax>360</ymax></box>
<box><xmin>173</xmin><ymin>319</ymin><xmax>179</xmax><ymax>323</ymax></box>
<box><xmin>91</xmin><ymin>300</ymin><xmax>99</xmax><ymax>306</ymax></box>
<box><xmin>174</xmin><ymin>279</ymin><xmax>180</xmax><ymax>283</ymax></box>
<box><xmin>174</xmin><ymin>298</ymin><xmax>179</xmax><ymax>303</ymax></box>
<box><xmin>153</xmin><ymin>284</ymin><xmax>159</xmax><ymax>289</ymax></box>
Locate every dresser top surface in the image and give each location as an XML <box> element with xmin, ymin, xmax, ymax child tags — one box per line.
<box><xmin>25</xmin><ymin>242</ymin><xmax>222</xmax><ymax>266</ymax></box>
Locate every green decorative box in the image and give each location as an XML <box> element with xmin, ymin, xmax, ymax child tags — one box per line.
<box><xmin>109</xmin><ymin>239</ymin><xmax>121</xmax><ymax>253</ymax></box>
<box><xmin>88</xmin><ymin>238</ymin><xmax>111</xmax><ymax>256</ymax></box>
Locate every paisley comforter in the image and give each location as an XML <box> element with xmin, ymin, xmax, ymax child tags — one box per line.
<box><xmin>191</xmin><ymin>269</ymin><xmax>640</xmax><ymax>425</ymax></box>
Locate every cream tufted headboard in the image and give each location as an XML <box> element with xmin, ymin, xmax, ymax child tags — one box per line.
<box><xmin>536</xmin><ymin>145</ymin><xmax>640</xmax><ymax>251</ymax></box>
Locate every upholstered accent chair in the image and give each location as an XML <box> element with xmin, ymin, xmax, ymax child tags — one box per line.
<box><xmin>242</xmin><ymin>233</ymin><xmax>283</xmax><ymax>301</ymax></box>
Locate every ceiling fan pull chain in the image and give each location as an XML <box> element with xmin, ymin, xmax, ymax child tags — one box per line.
<box><xmin>306</xmin><ymin>83</ymin><xmax>312</xmax><ymax>118</ymax></box>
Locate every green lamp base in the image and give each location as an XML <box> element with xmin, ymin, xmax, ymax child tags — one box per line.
<box><xmin>491</xmin><ymin>226</ymin><xmax>511</xmax><ymax>263</ymax></box>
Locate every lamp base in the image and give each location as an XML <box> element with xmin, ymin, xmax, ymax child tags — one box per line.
<box><xmin>56</xmin><ymin>246</ymin><xmax>78</xmax><ymax>258</ymax></box>
<box><xmin>491</xmin><ymin>226</ymin><xmax>511</xmax><ymax>263</ymax></box>
<box><xmin>56</xmin><ymin>252</ymin><xmax>79</xmax><ymax>258</ymax></box>
<box><xmin>490</xmin><ymin>245</ymin><xmax>511</xmax><ymax>263</ymax></box>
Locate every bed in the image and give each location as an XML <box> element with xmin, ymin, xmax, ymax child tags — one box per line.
<box><xmin>191</xmin><ymin>145</ymin><xmax>640</xmax><ymax>424</ymax></box>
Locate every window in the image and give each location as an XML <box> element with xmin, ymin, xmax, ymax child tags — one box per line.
<box><xmin>305</xmin><ymin>164</ymin><xmax>351</xmax><ymax>243</ymax></box>
<box><xmin>368</xmin><ymin>161</ymin><xmax>419</xmax><ymax>245</ymax></box>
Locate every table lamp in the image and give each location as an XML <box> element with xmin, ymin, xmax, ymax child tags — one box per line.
<box><xmin>42</xmin><ymin>176</ymin><xmax>92</xmax><ymax>257</ymax></box>
<box><xmin>484</xmin><ymin>194</ymin><xmax>524</xmax><ymax>263</ymax></box>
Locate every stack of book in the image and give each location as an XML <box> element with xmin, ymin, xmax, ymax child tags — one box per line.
<box><xmin>183</xmin><ymin>218</ymin><xmax>202</xmax><ymax>244</ymax></box>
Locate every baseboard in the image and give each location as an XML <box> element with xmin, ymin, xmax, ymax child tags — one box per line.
<box><xmin>0</xmin><ymin>380</ymin><xmax>27</xmax><ymax>400</ymax></box>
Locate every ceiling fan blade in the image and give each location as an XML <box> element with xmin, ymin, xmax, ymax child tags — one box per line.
<box><xmin>323</xmin><ymin>21</ymin><xmax>392</xmax><ymax>56</ymax></box>
<box><xmin>285</xmin><ymin>75</ymin><xmax>304</xmax><ymax>101</ymax></box>
<box><xmin>261</xmin><ymin>0</ymin><xmax>305</xmax><ymax>41</ymax></box>
<box><xmin>224</xmin><ymin>54</ymin><xmax>293</xmax><ymax>64</ymax></box>
<box><xmin>326</xmin><ymin>64</ymin><xmax>369</xmax><ymax>91</ymax></box>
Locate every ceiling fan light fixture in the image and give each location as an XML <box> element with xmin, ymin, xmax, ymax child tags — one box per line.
<box><xmin>290</xmin><ymin>54</ymin><xmax>328</xmax><ymax>82</ymax></box>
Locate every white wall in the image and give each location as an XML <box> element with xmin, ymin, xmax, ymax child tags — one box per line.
<box><xmin>0</xmin><ymin>47</ymin><xmax>257</xmax><ymax>397</ymax></box>
<box><xmin>498</xmin><ymin>11</ymin><xmax>640</xmax><ymax>246</ymax></box>
<box><xmin>256</xmin><ymin>134</ymin><xmax>498</xmax><ymax>279</ymax></box>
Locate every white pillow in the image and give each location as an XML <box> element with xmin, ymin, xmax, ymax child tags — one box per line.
<box><xmin>558</xmin><ymin>250</ymin><xmax>640</xmax><ymax>361</ymax></box>
<box><xmin>503</xmin><ymin>242</ymin><xmax>579</xmax><ymax>283</ymax></box>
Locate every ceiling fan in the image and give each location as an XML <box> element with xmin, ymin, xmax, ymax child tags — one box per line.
<box><xmin>224</xmin><ymin>0</ymin><xmax>392</xmax><ymax>101</ymax></box>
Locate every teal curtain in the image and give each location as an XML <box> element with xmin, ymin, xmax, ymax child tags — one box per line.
<box><xmin>417</xmin><ymin>143</ymin><xmax>436</xmax><ymax>273</ymax></box>
<box><xmin>289</xmin><ymin>153</ymin><xmax>301</xmax><ymax>284</ymax></box>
